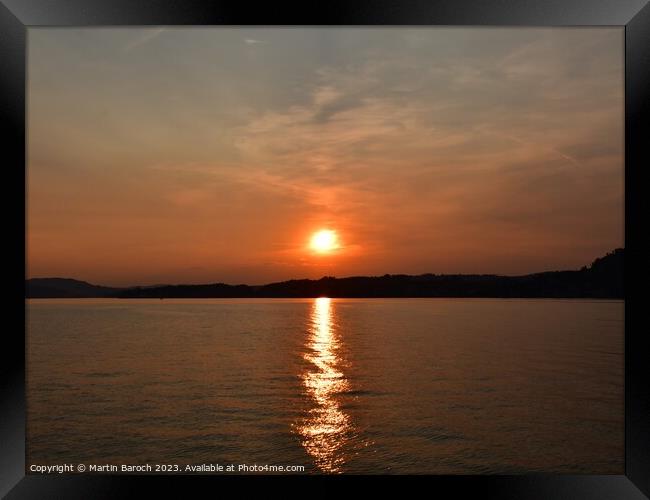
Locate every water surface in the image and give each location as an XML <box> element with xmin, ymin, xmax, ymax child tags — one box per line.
<box><xmin>27</xmin><ymin>298</ymin><xmax>623</xmax><ymax>474</ymax></box>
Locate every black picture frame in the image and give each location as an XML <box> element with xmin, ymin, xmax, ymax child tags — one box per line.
<box><xmin>2</xmin><ymin>0</ymin><xmax>648</xmax><ymax>498</ymax></box>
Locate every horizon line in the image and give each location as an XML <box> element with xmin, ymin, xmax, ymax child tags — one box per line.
<box><xmin>25</xmin><ymin>247</ymin><xmax>623</xmax><ymax>290</ymax></box>
<box><xmin>24</xmin><ymin>269</ymin><xmax>582</xmax><ymax>289</ymax></box>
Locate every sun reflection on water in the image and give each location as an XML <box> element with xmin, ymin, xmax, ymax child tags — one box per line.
<box><xmin>298</xmin><ymin>297</ymin><xmax>351</xmax><ymax>473</ymax></box>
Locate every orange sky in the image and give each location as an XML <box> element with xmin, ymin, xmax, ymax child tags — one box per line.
<box><xmin>27</xmin><ymin>28</ymin><xmax>624</xmax><ymax>286</ymax></box>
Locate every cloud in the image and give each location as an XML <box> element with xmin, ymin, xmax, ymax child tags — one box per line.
<box><xmin>123</xmin><ymin>28</ymin><xmax>166</xmax><ymax>52</ymax></box>
<box><xmin>244</xmin><ymin>38</ymin><xmax>268</xmax><ymax>45</ymax></box>
<box><xmin>227</xmin><ymin>30</ymin><xmax>622</xmax><ymax>269</ymax></box>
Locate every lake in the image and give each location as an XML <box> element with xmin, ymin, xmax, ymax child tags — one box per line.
<box><xmin>26</xmin><ymin>298</ymin><xmax>623</xmax><ymax>474</ymax></box>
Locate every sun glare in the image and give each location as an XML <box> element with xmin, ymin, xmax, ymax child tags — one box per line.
<box><xmin>310</xmin><ymin>230</ymin><xmax>340</xmax><ymax>253</ymax></box>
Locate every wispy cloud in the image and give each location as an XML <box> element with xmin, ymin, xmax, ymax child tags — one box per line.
<box><xmin>244</xmin><ymin>38</ymin><xmax>268</xmax><ymax>45</ymax></box>
<box><xmin>123</xmin><ymin>28</ymin><xmax>166</xmax><ymax>52</ymax></box>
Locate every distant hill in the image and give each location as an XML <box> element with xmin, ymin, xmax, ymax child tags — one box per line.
<box><xmin>26</xmin><ymin>248</ymin><xmax>624</xmax><ymax>299</ymax></box>
<box><xmin>26</xmin><ymin>278</ymin><xmax>122</xmax><ymax>298</ymax></box>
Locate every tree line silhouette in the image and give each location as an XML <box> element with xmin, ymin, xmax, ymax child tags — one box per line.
<box><xmin>27</xmin><ymin>248</ymin><xmax>623</xmax><ymax>299</ymax></box>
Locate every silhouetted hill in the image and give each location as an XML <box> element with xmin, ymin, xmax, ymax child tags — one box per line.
<box><xmin>26</xmin><ymin>249</ymin><xmax>623</xmax><ymax>299</ymax></box>
<box><xmin>26</xmin><ymin>278</ymin><xmax>122</xmax><ymax>298</ymax></box>
<box><xmin>113</xmin><ymin>248</ymin><xmax>624</xmax><ymax>299</ymax></box>
<box><xmin>585</xmin><ymin>248</ymin><xmax>624</xmax><ymax>296</ymax></box>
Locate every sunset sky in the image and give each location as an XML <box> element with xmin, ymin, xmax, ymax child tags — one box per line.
<box><xmin>27</xmin><ymin>28</ymin><xmax>624</xmax><ymax>287</ymax></box>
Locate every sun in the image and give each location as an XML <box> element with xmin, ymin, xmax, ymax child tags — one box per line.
<box><xmin>309</xmin><ymin>229</ymin><xmax>340</xmax><ymax>253</ymax></box>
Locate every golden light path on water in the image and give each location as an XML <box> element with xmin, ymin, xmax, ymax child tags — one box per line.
<box><xmin>298</xmin><ymin>297</ymin><xmax>351</xmax><ymax>473</ymax></box>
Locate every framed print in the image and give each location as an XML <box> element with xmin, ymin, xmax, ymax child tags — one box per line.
<box><xmin>1</xmin><ymin>0</ymin><xmax>649</xmax><ymax>498</ymax></box>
